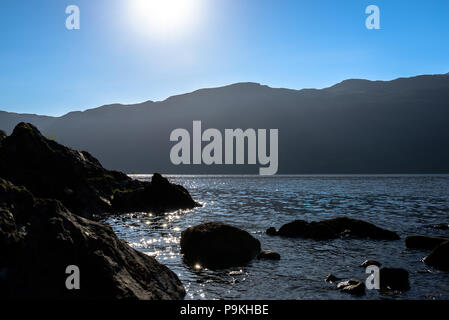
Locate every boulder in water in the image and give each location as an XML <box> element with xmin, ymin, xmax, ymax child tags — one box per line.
<box><xmin>257</xmin><ymin>250</ymin><xmax>280</xmax><ymax>260</ymax></box>
<box><xmin>180</xmin><ymin>222</ymin><xmax>261</xmax><ymax>269</ymax></box>
<box><xmin>266</xmin><ymin>227</ymin><xmax>277</xmax><ymax>236</ymax></box>
<box><xmin>268</xmin><ymin>217</ymin><xmax>399</xmax><ymax>240</ymax></box>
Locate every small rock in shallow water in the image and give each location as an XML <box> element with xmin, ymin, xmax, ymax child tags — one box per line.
<box><xmin>360</xmin><ymin>259</ymin><xmax>382</xmax><ymax>268</ymax></box>
<box><xmin>266</xmin><ymin>227</ymin><xmax>277</xmax><ymax>236</ymax></box>
<box><xmin>325</xmin><ymin>274</ymin><xmax>341</xmax><ymax>283</ymax></box>
<box><xmin>337</xmin><ymin>279</ymin><xmax>365</xmax><ymax>295</ymax></box>
<box><xmin>257</xmin><ymin>250</ymin><xmax>280</xmax><ymax>260</ymax></box>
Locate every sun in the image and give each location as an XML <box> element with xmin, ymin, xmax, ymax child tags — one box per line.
<box><xmin>128</xmin><ymin>0</ymin><xmax>204</xmax><ymax>40</ymax></box>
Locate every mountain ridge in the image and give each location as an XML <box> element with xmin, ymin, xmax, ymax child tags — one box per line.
<box><xmin>3</xmin><ymin>73</ymin><xmax>448</xmax><ymax>118</ymax></box>
<box><xmin>1</xmin><ymin>72</ymin><xmax>449</xmax><ymax>174</ymax></box>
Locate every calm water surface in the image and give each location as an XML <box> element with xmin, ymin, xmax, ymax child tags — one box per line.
<box><xmin>104</xmin><ymin>175</ymin><xmax>449</xmax><ymax>300</ymax></box>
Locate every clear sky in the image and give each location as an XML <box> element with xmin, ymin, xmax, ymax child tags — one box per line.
<box><xmin>0</xmin><ymin>0</ymin><xmax>448</xmax><ymax>116</ymax></box>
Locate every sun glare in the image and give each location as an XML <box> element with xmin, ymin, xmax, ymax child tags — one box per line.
<box><xmin>128</xmin><ymin>0</ymin><xmax>204</xmax><ymax>40</ymax></box>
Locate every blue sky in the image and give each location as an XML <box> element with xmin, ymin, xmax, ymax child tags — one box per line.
<box><xmin>0</xmin><ymin>0</ymin><xmax>448</xmax><ymax>116</ymax></box>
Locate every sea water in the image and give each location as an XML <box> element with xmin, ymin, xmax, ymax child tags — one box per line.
<box><xmin>104</xmin><ymin>175</ymin><xmax>449</xmax><ymax>300</ymax></box>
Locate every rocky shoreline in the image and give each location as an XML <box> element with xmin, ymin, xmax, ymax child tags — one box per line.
<box><xmin>1</xmin><ymin>123</ymin><xmax>448</xmax><ymax>299</ymax></box>
<box><xmin>0</xmin><ymin>123</ymin><xmax>199</xmax><ymax>219</ymax></box>
<box><xmin>0</xmin><ymin>123</ymin><xmax>198</xmax><ymax>299</ymax></box>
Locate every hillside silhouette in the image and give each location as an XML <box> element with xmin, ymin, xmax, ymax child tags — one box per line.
<box><xmin>1</xmin><ymin>73</ymin><xmax>449</xmax><ymax>174</ymax></box>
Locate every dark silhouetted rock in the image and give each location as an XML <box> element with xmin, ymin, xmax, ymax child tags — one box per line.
<box><xmin>380</xmin><ymin>268</ymin><xmax>410</xmax><ymax>291</ymax></box>
<box><xmin>269</xmin><ymin>217</ymin><xmax>399</xmax><ymax>240</ymax></box>
<box><xmin>266</xmin><ymin>227</ymin><xmax>277</xmax><ymax>236</ymax></box>
<box><xmin>337</xmin><ymin>279</ymin><xmax>365</xmax><ymax>295</ymax></box>
<box><xmin>0</xmin><ymin>177</ymin><xmax>185</xmax><ymax>299</ymax></box>
<box><xmin>325</xmin><ymin>274</ymin><xmax>341</xmax><ymax>283</ymax></box>
<box><xmin>0</xmin><ymin>130</ymin><xmax>6</xmax><ymax>142</ymax></box>
<box><xmin>112</xmin><ymin>172</ymin><xmax>198</xmax><ymax>213</ymax></box>
<box><xmin>423</xmin><ymin>241</ymin><xmax>449</xmax><ymax>271</ymax></box>
<box><xmin>180</xmin><ymin>222</ymin><xmax>261</xmax><ymax>269</ymax></box>
<box><xmin>257</xmin><ymin>250</ymin><xmax>280</xmax><ymax>260</ymax></box>
<box><xmin>405</xmin><ymin>235</ymin><xmax>449</xmax><ymax>250</ymax></box>
<box><xmin>0</xmin><ymin>123</ymin><xmax>198</xmax><ymax>218</ymax></box>
<box><xmin>360</xmin><ymin>259</ymin><xmax>382</xmax><ymax>268</ymax></box>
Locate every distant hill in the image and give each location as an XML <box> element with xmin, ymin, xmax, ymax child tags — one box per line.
<box><xmin>1</xmin><ymin>73</ymin><xmax>449</xmax><ymax>174</ymax></box>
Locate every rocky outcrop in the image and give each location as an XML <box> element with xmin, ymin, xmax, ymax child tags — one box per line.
<box><xmin>267</xmin><ymin>217</ymin><xmax>399</xmax><ymax>240</ymax></box>
<box><xmin>112</xmin><ymin>173</ymin><xmax>197</xmax><ymax>213</ymax></box>
<box><xmin>423</xmin><ymin>241</ymin><xmax>449</xmax><ymax>271</ymax></box>
<box><xmin>180</xmin><ymin>222</ymin><xmax>261</xmax><ymax>269</ymax></box>
<box><xmin>257</xmin><ymin>250</ymin><xmax>280</xmax><ymax>260</ymax></box>
<box><xmin>0</xmin><ymin>177</ymin><xmax>185</xmax><ymax>299</ymax></box>
<box><xmin>0</xmin><ymin>123</ymin><xmax>198</xmax><ymax>218</ymax></box>
<box><xmin>405</xmin><ymin>235</ymin><xmax>449</xmax><ymax>250</ymax></box>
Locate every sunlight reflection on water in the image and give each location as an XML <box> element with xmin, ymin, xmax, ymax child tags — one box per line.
<box><xmin>104</xmin><ymin>175</ymin><xmax>449</xmax><ymax>300</ymax></box>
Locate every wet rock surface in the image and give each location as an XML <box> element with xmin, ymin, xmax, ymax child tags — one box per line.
<box><xmin>325</xmin><ymin>274</ymin><xmax>341</xmax><ymax>283</ymax></box>
<box><xmin>181</xmin><ymin>222</ymin><xmax>261</xmax><ymax>269</ymax></box>
<box><xmin>337</xmin><ymin>279</ymin><xmax>365</xmax><ymax>295</ymax></box>
<box><xmin>257</xmin><ymin>250</ymin><xmax>281</xmax><ymax>260</ymax></box>
<box><xmin>267</xmin><ymin>217</ymin><xmax>399</xmax><ymax>240</ymax></box>
<box><xmin>0</xmin><ymin>177</ymin><xmax>185</xmax><ymax>299</ymax></box>
<box><xmin>0</xmin><ymin>123</ymin><xmax>198</xmax><ymax>218</ymax></box>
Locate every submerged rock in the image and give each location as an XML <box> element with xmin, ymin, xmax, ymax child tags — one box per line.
<box><xmin>405</xmin><ymin>235</ymin><xmax>449</xmax><ymax>250</ymax></box>
<box><xmin>337</xmin><ymin>279</ymin><xmax>365</xmax><ymax>295</ymax></box>
<box><xmin>0</xmin><ymin>123</ymin><xmax>198</xmax><ymax>218</ymax></box>
<box><xmin>0</xmin><ymin>177</ymin><xmax>185</xmax><ymax>299</ymax></box>
<box><xmin>257</xmin><ymin>250</ymin><xmax>280</xmax><ymax>260</ymax></box>
<box><xmin>380</xmin><ymin>268</ymin><xmax>410</xmax><ymax>291</ymax></box>
<box><xmin>268</xmin><ymin>217</ymin><xmax>399</xmax><ymax>240</ymax></box>
<box><xmin>423</xmin><ymin>241</ymin><xmax>449</xmax><ymax>271</ymax></box>
<box><xmin>180</xmin><ymin>222</ymin><xmax>261</xmax><ymax>269</ymax></box>
<box><xmin>360</xmin><ymin>259</ymin><xmax>382</xmax><ymax>268</ymax></box>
